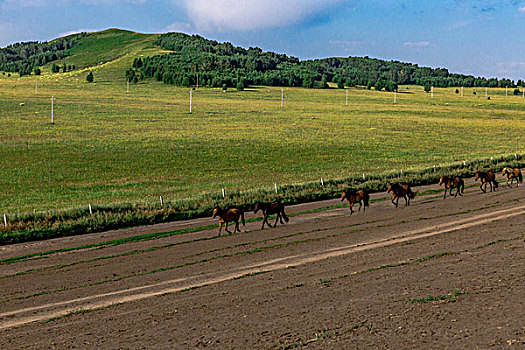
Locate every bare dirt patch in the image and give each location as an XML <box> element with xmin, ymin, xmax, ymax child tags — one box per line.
<box><xmin>1</xmin><ymin>177</ymin><xmax>523</xmax><ymax>349</ymax></box>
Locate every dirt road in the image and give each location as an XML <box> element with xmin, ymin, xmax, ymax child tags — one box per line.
<box><xmin>1</xmin><ymin>177</ymin><xmax>523</xmax><ymax>349</ymax></box>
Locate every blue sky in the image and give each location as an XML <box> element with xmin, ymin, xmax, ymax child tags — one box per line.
<box><xmin>1</xmin><ymin>0</ymin><xmax>524</xmax><ymax>81</ymax></box>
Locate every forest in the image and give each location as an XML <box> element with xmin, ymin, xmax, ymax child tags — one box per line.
<box><xmin>129</xmin><ymin>32</ymin><xmax>522</xmax><ymax>90</ymax></box>
<box><xmin>0</xmin><ymin>33</ymin><xmax>86</xmax><ymax>76</ymax></box>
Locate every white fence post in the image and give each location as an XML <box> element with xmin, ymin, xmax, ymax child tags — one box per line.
<box><xmin>89</xmin><ymin>204</ymin><xmax>93</xmax><ymax>215</ymax></box>
<box><xmin>51</xmin><ymin>95</ymin><xmax>55</xmax><ymax>124</ymax></box>
<box><xmin>274</xmin><ymin>183</ymin><xmax>278</xmax><ymax>193</ymax></box>
<box><xmin>222</xmin><ymin>188</ymin><xmax>225</xmax><ymax>198</ymax></box>
<box><xmin>160</xmin><ymin>196</ymin><xmax>164</xmax><ymax>207</ymax></box>
<box><xmin>3</xmin><ymin>214</ymin><xmax>7</xmax><ymax>226</ymax></box>
<box><xmin>189</xmin><ymin>89</ymin><xmax>193</xmax><ymax>113</ymax></box>
<box><xmin>321</xmin><ymin>178</ymin><xmax>324</xmax><ymax>186</ymax></box>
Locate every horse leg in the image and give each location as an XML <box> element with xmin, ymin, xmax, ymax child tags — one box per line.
<box><xmin>234</xmin><ymin>221</ymin><xmax>240</xmax><ymax>233</ymax></box>
<box><xmin>489</xmin><ymin>181</ymin><xmax>493</xmax><ymax>192</ymax></box>
<box><xmin>358</xmin><ymin>201</ymin><xmax>363</xmax><ymax>212</ymax></box>
<box><xmin>392</xmin><ymin>196</ymin><xmax>398</xmax><ymax>207</ymax></box>
<box><xmin>405</xmin><ymin>195</ymin><xmax>409</xmax><ymax>206</ymax></box>
<box><xmin>261</xmin><ymin>214</ymin><xmax>268</xmax><ymax>229</ymax></box>
<box><xmin>274</xmin><ymin>214</ymin><xmax>280</xmax><ymax>227</ymax></box>
<box><xmin>278</xmin><ymin>212</ymin><xmax>284</xmax><ymax>224</ymax></box>
<box><xmin>480</xmin><ymin>182</ymin><xmax>485</xmax><ymax>193</ymax></box>
<box><xmin>443</xmin><ymin>188</ymin><xmax>447</xmax><ymax>199</ymax></box>
<box><xmin>218</xmin><ymin>221</ymin><xmax>223</xmax><ymax>236</ymax></box>
<box><xmin>225</xmin><ymin>221</ymin><xmax>232</xmax><ymax>234</ymax></box>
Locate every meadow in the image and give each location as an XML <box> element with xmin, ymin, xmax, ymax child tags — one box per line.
<box><xmin>1</xmin><ymin>66</ymin><xmax>525</xmax><ymax>218</ymax></box>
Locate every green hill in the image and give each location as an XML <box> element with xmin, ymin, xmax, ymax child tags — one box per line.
<box><xmin>0</xmin><ymin>28</ymin><xmax>163</xmax><ymax>81</ymax></box>
<box><xmin>1</xmin><ymin>28</ymin><xmax>523</xmax><ymax>89</ymax></box>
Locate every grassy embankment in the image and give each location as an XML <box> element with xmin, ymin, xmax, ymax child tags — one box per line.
<box><xmin>0</xmin><ymin>29</ymin><xmax>524</xmax><ymax>243</ymax></box>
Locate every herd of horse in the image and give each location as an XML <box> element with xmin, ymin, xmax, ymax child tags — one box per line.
<box><xmin>212</xmin><ymin>167</ymin><xmax>522</xmax><ymax>236</ymax></box>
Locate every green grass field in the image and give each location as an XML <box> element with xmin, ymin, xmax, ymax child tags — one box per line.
<box><xmin>1</xmin><ymin>30</ymin><xmax>524</xmax><ymax>215</ymax></box>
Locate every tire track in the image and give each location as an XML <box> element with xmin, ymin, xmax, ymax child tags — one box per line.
<box><xmin>1</xmin><ymin>204</ymin><xmax>523</xmax><ymax>330</ymax></box>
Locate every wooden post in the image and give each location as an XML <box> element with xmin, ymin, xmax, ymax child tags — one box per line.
<box><xmin>51</xmin><ymin>95</ymin><xmax>55</xmax><ymax>124</ymax></box>
<box><xmin>321</xmin><ymin>178</ymin><xmax>324</xmax><ymax>186</ymax></box>
<box><xmin>222</xmin><ymin>188</ymin><xmax>225</xmax><ymax>198</ymax></box>
<box><xmin>3</xmin><ymin>214</ymin><xmax>7</xmax><ymax>227</ymax></box>
<box><xmin>345</xmin><ymin>89</ymin><xmax>348</xmax><ymax>106</ymax></box>
<box><xmin>160</xmin><ymin>196</ymin><xmax>164</xmax><ymax>207</ymax></box>
<box><xmin>362</xmin><ymin>173</ymin><xmax>366</xmax><ymax>181</ymax></box>
<box><xmin>463</xmin><ymin>160</ymin><xmax>466</xmax><ymax>166</ymax></box>
<box><xmin>431</xmin><ymin>86</ymin><xmax>434</xmax><ymax>99</ymax></box>
<box><xmin>189</xmin><ymin>90</ymin><xmax>193</xmax><ymax>113</ymax></box>
<box><xmin>89</xmin><ymin>204</ymin><xmax>93</xmax><ymax>215</ymax></box>
<box><xmin>433</xmin><ymin>165</ymin><xmax>436</xmax><ymax>173</ymax></box>
<box><xmin>394</xmin><ymin>89</ymin><xmax>397</xmax><ymax>104</ymax></box>
<box><xmin>274</xmin><ymin>183</ymin><xmax>278</xmax><ymax>193</ymax></box>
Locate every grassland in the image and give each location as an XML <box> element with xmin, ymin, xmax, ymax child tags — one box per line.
<box><xmin>1</xmin><ymin>29</ymin><xmax>524</xmax><ymax>218</ymax></box>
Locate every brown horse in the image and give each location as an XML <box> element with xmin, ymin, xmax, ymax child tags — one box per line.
<box><xmin>212</xmin><ymin>206</ymin><xmax>246</xmax><ymax>236</ymax></box>
<box><xmin>474</xmin><ymin>171</ymin><xmax>498</xmax><ymax>193</ymax></box>
<box><xmin>439</xmin><ymin>176</ymin><xmax>464</xmax><ymax>199</ymax></box>
<box><xmin>501</xmin><ymin>167</ymin><xmax>522</xmax><ymax>188</ymax></box>
<box><xmin>253</xmin><ymin>200</ymin><xmax>289</xmax><ymax>229</ymax></box>
<box><xmin>341</xmin><ymin>189</ymin><xmax>370</xmax><ymax>214</ymax></box>
<box><xmin>387</xmin><ymin>183</ymin><xmax>416</xmax><ymax>207</ymax></box>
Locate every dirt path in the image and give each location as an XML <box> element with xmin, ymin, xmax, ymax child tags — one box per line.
<box><xmin>0</xmin><ymin>177</ymin><xmax>524</xmax><ymax>349</ymax></box>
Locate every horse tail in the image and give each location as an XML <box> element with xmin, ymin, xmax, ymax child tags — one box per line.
<box><xmin>518</xmin><ymin>172</ymin><xmax>523</xmax><ymax>183</ymax></box>
<box><xmin>408</xmin><ymin>189</ymin><xmax>417</xmax><ymax>199</ymax></box>
<box><xmin>492</xmin><ymin>179</ymin><xmax>499</xmax><ymax>188</ymax></box>
<box><xmin>460</xmin><ymin>180</ymin><xmax>465</xmax><ymax>194</ymax></box>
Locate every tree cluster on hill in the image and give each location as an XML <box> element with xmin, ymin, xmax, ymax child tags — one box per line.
<box><xmin>129</xmin><ymin>33</ymin><xmax>523</xmax><ymax>90</ymax></box>
<box><xmin>0</xmin><ymin>33</ymin><xmax>86</xmax><ymax>76</ymax></box>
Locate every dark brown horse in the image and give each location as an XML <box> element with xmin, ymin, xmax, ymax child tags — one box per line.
<box><xmin>501</xmin><ymin>167</ymin><xmax>522</xmax><ymax>187</ymax></box>
<box><xmin>212</xmin><ymin>206</ymin><xmax>246</xmax><ymax>236</ymax></box>
<box><xmin>439</xmin><ymin>176</ymin><xmax>464</xmax><ymax>199</ymax></box>
<box><xmin>387</xmin><ymin>183</ymin><xmax>416</xmax><ymax>207</ymax></box>
<box><xmin>341</xmin><ymin>189</ymin><xmax>370</xmax><ymax>214</ymax></box>
<box><xmin>474</xmin><ymin>171</ymin><xmax>498</xmax><ymax>193</ymax></box>
<box><xmin>253</xmin><ymin>200</ymin><xmax>289</xmax><ymax>229</ymax></box>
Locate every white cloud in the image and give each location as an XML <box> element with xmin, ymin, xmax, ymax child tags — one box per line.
<box><xmin>163</xmin><ymin>22</ymin><xmax>195</xmax><ymax>34</ymax></box>
<box><xmin>403</xmin><ymin>41</ymin><xmax>430</xmax><ymax>48</ymax></box>
<box><xmin>496</xmin><ymin>61</ymin><xmax>525</xmax><ymax>75</ymax></box>
<box><xmin>519</xmin><ymin>7</ymin><xmax>525</xmax><ymax>12</ymax></box>
<box><xmin>330</xmin><ymin>40</ymin><xmax>376</xmax><ymax>53</ymax></box>
<box><xmin>179</xmin><ymin>0</ymin><xmax>345</xmax><ymax>31</ymax></box>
